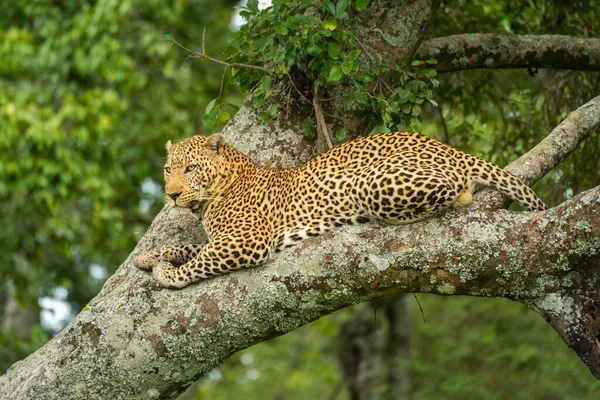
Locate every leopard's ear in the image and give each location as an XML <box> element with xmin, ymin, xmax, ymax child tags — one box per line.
<box><xmin>205</xmin><ymin>134</ymin><xmax>225</xmax><ymax>155</ymax></box>
<box><xmin>165</xmin><ymin>140</ymin><xmax>173</xmax><ymax>154</ymax></box>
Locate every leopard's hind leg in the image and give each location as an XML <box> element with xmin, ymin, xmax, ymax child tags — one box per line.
<box><xmin>352</xmin><ymin>159</ymin><xmax>470</xmax><ymax>224</ymax></box>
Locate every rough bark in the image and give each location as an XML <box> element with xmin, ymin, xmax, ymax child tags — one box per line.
<box><xmin>415</xmin><ymin>34</ymin><xmax>600</xmax><ymax>73</ymax></box>
<box><xmin>324</xmin><ymin>0</ymin><xmax>442</xmax><ymax>140</ymax></box>
<box><xmin>1</xmin><ymin>88</ymin><xmax>600</xmax><ymax>399</ymax></box>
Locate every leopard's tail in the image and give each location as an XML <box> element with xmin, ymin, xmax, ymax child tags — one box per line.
<box><xmin>468</xmin><ymin>156</ymin><xmax>547</xmax><ymax>212</ymax></box>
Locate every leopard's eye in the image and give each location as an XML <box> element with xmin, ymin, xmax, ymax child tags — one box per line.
<box><xmin>184</xmin><ymin>164</ymin><xmax>196</xmax><ymax>173</ymax></box>
<box><xmin>164</xmin><ymin>166</ymin><xmax>171</xmax><ymax>174</ymax></box>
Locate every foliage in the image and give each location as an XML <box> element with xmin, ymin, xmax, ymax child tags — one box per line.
<box><xmin>0</xmin><ymin>0</ymin><xmax>237</xmax><ymax>372</ymax></box>
<box><xmin>202</xmin><ymin>0</ymin><xmax>439</xmax><ymax>133</ymax></box>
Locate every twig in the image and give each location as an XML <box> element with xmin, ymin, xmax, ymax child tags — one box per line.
<box><xmin>412</xmin><ymin>293</ymin><xmax>426</xmax><ymax>323</ymax></box>
<box><xmin>438</xmin><ymin>105</ymin><xmax>449</xmax><ymax>144</ymax></box>
<box><xmin>288</xmin><ymin>75</ymin><xmax>313</xmax><ymax>106</ymax></box>
<box><xmin>218</xmin><ymin>66</ymin><xmax>228</xmax><ymax>101</ymax></box>
<box><xmin>169</xmin><ymin>29</ymin><xmax>275</xmax><ymax>78</ymax></box>
<box><xmin>380</xmin><ymin>78</ymin><xmax>394</xmax><ymax>94</ymax></box>
<box><xmin>313</xmin><ymin>90</ymin><xmax>334</xmax><ymax>153</ymax></box>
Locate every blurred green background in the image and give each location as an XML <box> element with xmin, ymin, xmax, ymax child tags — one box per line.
<box><xmin>1</xmin><ymin>0</ymin><xmax>599</xmax><ymax>398</ymax></box>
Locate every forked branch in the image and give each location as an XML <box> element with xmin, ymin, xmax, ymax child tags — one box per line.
<box><xmin>168</xmin><ymin>29</ymin><xmax>275</xmax><ymax>78</ymax></box>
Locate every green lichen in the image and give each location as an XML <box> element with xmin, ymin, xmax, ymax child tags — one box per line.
<box><xmin>437</xmin><ymin>282</ymin><xmax>456</xmax><ymax>294</ymax></box>
<box><xmin>572</xmin><ymin>236</ymin><xmax>600</xmax><ymax>257</ymax></box>
<box><xmin>574</xmin><ymin>220</ymin><xmax>592</xmax><ymax>233</ymax></box>
<box><xmin>367</xmin><ymin>253</ymin><xmax>391</xmax><ymax>271</ymax></box>
<box><xmin>534</xmin><ymin>293</ymin><xmax>577</xmax><ymax>330</ymax></box>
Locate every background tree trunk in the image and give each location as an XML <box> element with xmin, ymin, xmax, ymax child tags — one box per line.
<box><xmin>338</xmin><ymin>296</ymin><xmax>412</xmax><ymax>400</ymax></box>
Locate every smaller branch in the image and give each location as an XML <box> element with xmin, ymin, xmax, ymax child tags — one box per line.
<box><xmin>313</xmin><ymin>91</ymin><xmax>334</xmax><ymax>153</ymax></box>
<box><xmin>169</xmin><ymin>30</ymin><xmax>275</xmax><ymax>77</ymax></box>
<box><xmin>506</xmin><ymin>94</ymin><xmax>600</xmax><ymax>185</ymax></box>
<box><xmin>437</xmin><ymin>106</ymin><xmax>449</xmax><ymax>144</ymax></box>
<box><xmin>415</xmin><ymin>34</ymin><xmax>600</xmax><ymax>73</ymax></box>
<box><xmin>218</xmin><ymin>66</ymin><xmax>228</xmax><ymax>100</ymax></box>
<box><xmin>473</xmin><ymin>94</ymin><xmax>600</xmax><ymax>209</ymax></box>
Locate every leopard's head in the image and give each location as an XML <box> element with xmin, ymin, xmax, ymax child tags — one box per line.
<box><xmin>163</xmin><ymin>134</ymin><xmax>225</xmax><ymax>210</ymax></box>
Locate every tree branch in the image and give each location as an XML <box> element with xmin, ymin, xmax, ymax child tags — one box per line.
<box><xmin>313</xmin><ymin>91</ymin><xmax>334</xmax><ymax>153</ymax></box>
<box><xmin>473</xmin><ymin>95</ymin><xmax>600</xmax><ymax>210</ymax></box>
<box><xmin>415</xmin><ymin>34</ymin><xmax>600</xmax><ymax>73</ymax></box>
<box><xmin>2</xmin><ymin>183</ymin><xmax>598</xmax><ymax>398</ymax></box>
<box><xmin>169</xmin><ymin>30</ymin><xmax>275</xmax><ymax>78</ymax></box>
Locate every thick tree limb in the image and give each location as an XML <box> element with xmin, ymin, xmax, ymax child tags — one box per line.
<box><xmin>415</xmin><ymin>34</ymin><xmax>600</xmax><ymax>73</ymax></box>
<box><xmin>2</xmin><ymin>89</ymin><xmax>600</xmax><ymax>398</ymax></box>
<box><xmin>1</xmin><ymin>184</ymin><xmax>598</xmax><ymax>399</ymax></box>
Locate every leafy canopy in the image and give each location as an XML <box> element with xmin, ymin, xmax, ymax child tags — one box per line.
<box><xmin>200</xmin><ymin>0</ymin><xmax>439</xmax><ymax>138</ymax></box>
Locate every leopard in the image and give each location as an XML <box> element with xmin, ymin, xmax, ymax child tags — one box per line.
<box><xmin>133</xmin><ymin>131</ymin><xmax>547</xmax><ymax>289</ymax></box>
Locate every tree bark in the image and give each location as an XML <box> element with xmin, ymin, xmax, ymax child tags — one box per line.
<box><xmin>415</xmin><ymin>34</ymin><xmax>600</xmax><ymax>73</ymax></box>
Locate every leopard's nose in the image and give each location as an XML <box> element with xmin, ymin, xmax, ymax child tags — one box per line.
<box><xmin>167</xmin><ymin>191</ymin><xmax>182</xmax><ymax>201</ymax></box>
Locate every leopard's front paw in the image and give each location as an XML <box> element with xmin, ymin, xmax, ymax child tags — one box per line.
<box><xmin>133</xmin><ymin>253</ymin><xmax>160</xmax><ymax>271</ymax></box>
<box><xmin>152</xmin><ymin>262</ymin><xmax>190</xmax><ymax>289</ymax></box>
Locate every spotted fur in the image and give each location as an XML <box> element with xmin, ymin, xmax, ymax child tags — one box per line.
<box><xmin>134</xmin><ymin>132</ymin><xmax>547</xmax><ymax>288</ymax></box>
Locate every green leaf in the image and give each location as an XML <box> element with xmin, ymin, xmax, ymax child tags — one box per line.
<box><xmin>341</xmin><ymin>62</ymin><xmax>353</xmax><ymax>74</ymax></box>
<box><xmin>323</xmin><ymin>0</ymin><xmax>336</xmax><ymax>16</ymax></box>
<box><xmin>202</xmin><ymin>101</ymin><xmax>220</xmax><ymax>128</ymax></box>
<box><xmin>323</xmin><ymin>18</ymin><xmax>338</xmax><ymax>30</ymax></box>
<box><xmin>275</xmin><ymin>22</ymin><xmax>289</xmax><ymax>35</ymax></box>
<box><xmin>347</xmin><ymin>49</ymin><xmax>361</xmax><ymax>61</ymax></box>
<box><xmin>427</xmin><ymin>98</ymin><xmax>439</xmax><ymax>107</ymax></box>
<box><xmin>261</xmin><ymin>75</ymin><xmax>272</xmax><ymax>91</ymax></box>
<box><xmin>411</xmin><ymin>105</ymin><xmax>422</xmax><ymax>116</ymax></box>
<box><xmin>286</xmin><ymin>16</ymin><xmax>299</xmax><ymax>30</ymax></box>
<box><xmin>328</xmin><ymin>65</ymin><xmax>343</xmax><ymax>82</ymax></box>
<box><xmin>425</xmin><ymin>58</ymin><xmax>438</xmax><ymax>64</ymax></box>
<box><xmin>219</xmin><ymin>109</ymin><xmax>232</xmax><ymax>123</ymax></box>
<box><xmin>225</xmin><ymin>102</ymin><xmax>240</xmax><ymax>113</ymax></box>
<box><xmin>327</xmin><ymin>42</ymin><xmax>341</xmax><ymax>59</ymax></box>
<box><xmin>355</xmin><ymin>0</ymin><xmax>371</xmax><ymax>11</ymax></box>
<box><xmin>302</xmin><ymin>118</ymin><xmax>316</xmax><ymax>140</ymax></box>
<box><xmin>419</xmin><ymin>68</ymin><xmax>437</xmax><ymax>79</ymax></box>
<box><xmin>82</xmin><ymin>306</ymin><xmax>91</xmax><ymax>312</ymax></box>
<box><xmin>411</xmin><ymin>60</ymin><xmax>425</xmax><ymax>66</ymax></box>
<box><xmin>335</xmin><ymin>127</ymin><xmax>347</xmax><ymax>142</ymax></box>
<box><xmin>253</xmin><ymin>93</ymin><xmax>265</xmax><ymax>108</ymax></box>
<box><xmin>355</xmin><ymin>72</ymin><xmax>374</xmax><ymax>83</ymax></box>
<box><xmin>306</xmin><ymin>36</ymin><xmax>324</xmax><ymax>56</ymax></box>
<box><xmin>205</xmin><ymin>98</ymin><xmax>217</xmax><ymax>114</ymax></box>
<box><xmin>259</xmin><ymin>104</ymin><xmax>278</xmax><ymax>122</ymax></box>
<box><xmin>246</xmin><ymin>0</ymin><xmax>259</xmax><ymax>13</ymax></box>
<box><xmin>163</xmin><ymin>34</ymin><xmax>174</xmax><ymax>41</ymax></box>
<box><xmin>336</xmin><ymin>0</ymin><xmax>350</xmax><ymax>19</ymax></box>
